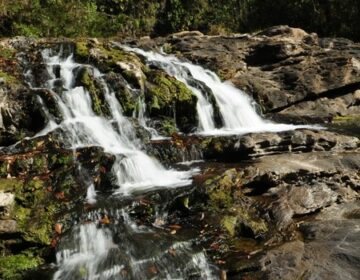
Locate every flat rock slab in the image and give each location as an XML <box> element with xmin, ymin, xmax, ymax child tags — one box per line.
<box><xmin>0</xmin><ymin>219</ymin><xmax>17</xmax><ymax>233</ymax></box>
<box><xmin>259</xmin><ymin>201</ymin><xmax>360</xmax><ymax>280</ymax></box>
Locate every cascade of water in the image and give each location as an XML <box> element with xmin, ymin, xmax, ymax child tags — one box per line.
<box><xmin>54</xmin><ymin>209</ymin><xmax>217</xmax><ymax>280</ymax></box>
<box><xmin>32</xmin><ymin>47</ymin><xmax>216</xmax><ymax>280</ymax></box>
<box><xmin>133</xmin><ymin>97</ymin><xmax>165</xmax><ymax>140</ymax></box>
<box><xmin>119</xmin><ymin>44</ymin><xmax>315</xmax><ymax>135</ymax></box>
<box><xmin>40</xmin><ymin>48</ymin><xmax>193</xmax><ymax>196</ymax></box>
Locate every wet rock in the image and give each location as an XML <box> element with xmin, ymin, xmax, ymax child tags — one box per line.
<box><xmin>145</xmin><ymin>70</ymin><xmax>198</xmax><ymax>133</ymax></box>
<box><xmin>199</xmin><ymin>129</ymin><xmax>359</xmax><ymax>160</ymax></box>
<box><xmin>0</xmin><ymin>41</ymin><xmax>47</xmax><ymax>146</ymax></box>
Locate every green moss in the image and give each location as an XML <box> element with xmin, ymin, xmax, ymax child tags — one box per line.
<box><xmin>0</xmin><ymin>161</ymin><xmax>8</xmax><ymax>177</ymax></box>
<box><xmin>145</xmin><ymin>70</ymin><xmax>197</xmax><ymax>132</ymax></box>
<box><xmin>114</xmin><ymin>86</ymin><xmax>138</xmax><ymax>116</ymax></box>
<box><xmin>0</xmin><ymin>253</ymin><xmax>41</xmax><ymax>280</ymax></box>
<box><xmin>207</xmin><ymin>169</ymin><xmax>238</xmax><ymax>210</ymax></box>
<box><xmin>162</xmin><ymin>43</ymin><xmax>173</xmax><ymax>54</ymax></box>
<box><xmin>102</xmin><ymin>46</ymin><xmax>138</xmax><ymax>68</ymax></box>
<box><xmin>234</xmin><ymin>206</ymin><xmax>268</xmax><ymax>238</ymax></box>
<box><xmin>162</xmin><ymin>119</ymin><xmax>178</xmax><ymax>135</ymax></box>
<box><xmin>49</xmin><ymin>153</ymin><xmax>73</xmax><ymax>168</ymax></box>
<box><xmin>222</xmin><ymin>216</ymin><xmax>237</xmax><ymax>236</ymax></box>
<box><xmin>0</xmin><ymin>46</ymin><xmax>15</xmax><ymax>60</ymax></box>
<box><xmin>75</xmin><ymin>41</ymin><xmax>90</xmax><ymax>60</ymax></box>
<box><xmin>11</xmin><ymin>179</ymin><xmax>55</xmax><ymax>245</ymax></box>
<box><xmin>0</xmin><ymin>178</ymin><xmax>23</xmax><ymax>192</ymax></box>
<box><xmin>0</xmin><ymin>70</ymin><xmax>19</xmax><ymax>85</ymax></box>
<box><xmin>147</xmin><ymin>71</ymin><xmax>194</xmax><ymax>110</ymax></box>
<box><xmin>78</xmin><ymin>68</ymin><xmax>108</xmax><ymax>116</ymax></box>
<box><xmin>332</xmin><ymin>114</ymin><xmax>360</xmax><ymax>124</ymax></box>
<box><xmin>32</xmin><ymin>155</ymin><xmax>48</xmax><ymax>174</ymax></box>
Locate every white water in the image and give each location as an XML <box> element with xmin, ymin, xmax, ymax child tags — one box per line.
<box><xmin>34</xmin><ymin>48</ymin><xmax>217</xmax><ymax>280</ymax></box>
<box><xmin>120</xmin><ymin>44</ymin><xmax>316</xmax><ymax>135</ymax></box>
<box><xmin>40</xmin><ymin>49</ymin><xmax>193</xmax><ymax>196</ymax></box>
<box><xmin>133</xmin><ymin>97</ymin><xmax>167</xmax><ymax>140</ymax></box>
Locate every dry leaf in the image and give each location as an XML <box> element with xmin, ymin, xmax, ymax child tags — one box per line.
<box><xmin>55</xmin><ymin>223</ymin><xmax>62</xmax><ymax>234</ymax></box>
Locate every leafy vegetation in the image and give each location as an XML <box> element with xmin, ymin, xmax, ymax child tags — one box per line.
<box><xmin>1</xmin><ymin>1</ymin><xmax>360</xmax><ymax>40</ymax></box>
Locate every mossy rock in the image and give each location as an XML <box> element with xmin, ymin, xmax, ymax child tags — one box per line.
<box><xmin>74</xmin><ymin>40</ymin><xmax>144</xmax><ymax>73</ymax></box>
<box><xmin>105</xmin><ymin>72</ymin><xmax>140</xmax><ymax>116</ymax></box>
<box><xmin>145</xmin><ymin>70</ymin><xmax>198</xmax><ymax>133</ymax></box>
<box><xmin>74</xmin><ymin>41</ymin><xmax>90</xmax><ymax>61</ymax></box>
<box><xmin>205</xmin><ymin>168</ymin><xmax>242</xmax><ymax>210</ymax></box>
<box><xmin>330</xmin><ymin>114</ymin><xmax>360</xmax><ymax>137</ymax></box>
<box><xmin>12</xmin><ymin>178</ymin><xmax>55</xmax><ymax>245</ymax></box>
<box><xmin>332</xmin><ymin>114</ymin><xmax>360</xmax><ymax>124</ymax></box>
<box><xmin>0</xmin><ymin>253</ymin><xmax>42</xmax><ymax>280</ymax></box>
<box><xmin>76</xmin><ymin>67</ymin><xmax>110</xmax><ymax>116</ymax></box>
<box><xmin>204</xmin><ymin>169</ymin><xmax>268</xmax><ymax>239</ymax></box>
<box><xmin>0</xmin><ymin>70</ymin><xmax>20</xmax><ymax>86</ymax></box>
<box><xmin>0</xmin><ymin>45</ymin><xmax>22</xmax><ymax>87</ymax></box>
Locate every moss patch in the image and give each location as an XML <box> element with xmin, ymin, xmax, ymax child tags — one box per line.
<box><xmin>222</xmin><ymin>216</ymin><xmax>237</xmax><ymax>236</ymax></box>
<box><xmin>145</xmin><ymin>70</ymin><xmax>198</xmax><ymax>132</ymax></box>
<box><xmin>75</xmin><ymin>41</ymin><xmax>90</xmax><ymax>61</ymax></box>
<box><xmin>0</xmin><ymin>70</ymin><xmax>19</xmax><ymax>85</ymax></box>
<box><xmin>332</xmin><ymin>114</ymin><xmax>360</xmax><ymax>123</ymax></box>
<box><xmin>77</xmin><ymin>67</ymin><xmax>109</xmax><ymax>116</ymax></box>
<box><xmin>0</xmin><ymin>253</ymin><xmax>42</xmax><ymax>280</ymax></box>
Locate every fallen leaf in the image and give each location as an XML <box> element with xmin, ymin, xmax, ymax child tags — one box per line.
<box><xmin>55</xmin><ymin>192</ymin><xmax>65</xmax><ymax>200</ymax></box>
<box><xmin>36</xmin><ymin>140</ymin><xmax>45</xmax><ymax>148</ymax></box>
<box><xmin>55</xmin><ymin>223</ymin><xmax>62</xmax><ymax>234</ymax></box>
<box><xmin>100</xmin><ymin>215</ymin><xmax>110</xmax><ymax>224</ymax></box>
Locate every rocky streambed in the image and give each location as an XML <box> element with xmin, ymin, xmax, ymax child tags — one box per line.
<box><xmin>0</xmin><ymin>26</ymin><xmax>359</xmax><ymax>280</ymax></box>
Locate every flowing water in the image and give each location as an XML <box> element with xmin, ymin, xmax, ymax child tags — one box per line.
<box><xmin>29</xmin><ymin>43</ymin><xmax>319</xmax><ymax>280</ymax></box>
<box><xmin>30</xmin><ymin>47</ymin><xmax>217</xmax><ymax>280</ymax></box>
<box><xmin>119</xmin><ymin>45</ymin><xmax>316</xmax><ymax>135</ymax></box>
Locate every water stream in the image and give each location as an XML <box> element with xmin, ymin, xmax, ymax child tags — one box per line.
<box><xmin>31</xmin><ymin>47</ymin><xmax>216</xmax><ymax>280</ymax></box>
<box><xmin>29</xmin><ymin>44</ymin><xmax>318</xmax><ymax>280</ymax></box>
<box><xmin>119</xmin><ymin>45</ymin><xmax>315</xmax><ymax>135</ymax></box>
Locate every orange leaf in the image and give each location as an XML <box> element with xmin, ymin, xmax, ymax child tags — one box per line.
<box><xmin>100</xmin><ymin>215</ymin><xmax>110</xmax><ymax>225</ymax></box>
<box><xmin>55</xmin><ymin>223</ymin><xmax>62</xmax><ymax>234</ymax></box>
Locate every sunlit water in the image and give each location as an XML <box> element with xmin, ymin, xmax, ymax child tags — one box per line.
<box><xmin>31</xmin><ymin>47</ymin><xmax>215</xmax><ymax>280</ymax></box>
<box><xmin>119</xmin><ymin>44</ymin><xmax>319</xmax><ymax>135</ymax></box>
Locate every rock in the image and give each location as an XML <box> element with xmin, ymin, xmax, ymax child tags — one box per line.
<box><xmin>260</xmin><ymin>241</ymin><xmax>306</xmax><ymax>280</ymax></box>
<box><xmin>0</xmin><ymin>219</ymin><xmax>17</xmax><ymax>233</ymax></box>
<box><xmin>0</xmin><ymin>192</ymin><xmax>14</xmax><ymax>208</ymax></box>
<box><xmin>0</xmin><ymin>192</ymin><xmax>14</xmax><ymax>216</ymax></box>
<box><xmin>0</xmin><ymin>41</ymin><xmax>46</xmax><ymax>146</ymax></box>
<box><xmin>145</xmin><ymin>70</ymin><xmax>198</xmax><ymax>133</ymax></box>
<box><xmin>257</xmin><ymin>202</ymin><xmax>360</xmax><ymax>280</ymax></box>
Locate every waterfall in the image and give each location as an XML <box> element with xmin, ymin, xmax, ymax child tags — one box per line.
<box><xmin>40</xmin><ymin>48</ymin><xmax>193</xmax><ymax>196</ymax></box>
<box><xmin>133</xmin><ymin>97</ymin><xmax>165</xmax><ymax>140</ymax></box>
<box><xmin>32</xmin><ymin>47</ymin><xmax>217</xmax><ymax>280</ymax></box>
<box><xmin>119</xmin><ymin>44</ymin><xmax>315</xmax><ymax>135</ymax></box>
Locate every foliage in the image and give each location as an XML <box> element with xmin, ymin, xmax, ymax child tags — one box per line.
<box><xmin>1</xmin><ymin>0</ymin><xmax>360</xmax><ymax>40</ymax></box>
